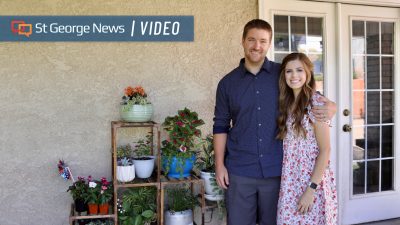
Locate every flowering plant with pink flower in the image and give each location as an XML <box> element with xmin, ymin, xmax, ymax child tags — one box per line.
<box><xmin>98</xmin><ymin>177</ymin><xmax>113</xmax><ymax>205</ymax></box>
<box><xmin>162</xmin><ymin>107</ymin><xmax>205</xmax><ymax>151</ymax></box>
<box><xmin>83</xmin><ymin>176</ymin><xmax>100</xmax><ymax>204</ymax></box>
<box><xmin>161</xmin><ymin>108</ymin><xmax>205</xmax><ymax>176</ymax></box>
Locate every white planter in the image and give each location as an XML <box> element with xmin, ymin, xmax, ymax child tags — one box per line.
<box><xmin>120</xmin><ymin>104</ymin><xmax>153</xmax><ymax>122</ymax></box>
<box><xmin>117</xmin><ymin>165</ymin><xmax>135</xmax><ymax>182</ymax></box>
<box><xmin>133</xmin><ymin>156</ymin><xmax>155</xmax><ymax>178</ymax></box>
<box><xmin>200</xmin><ymin>171</ymin><xmax>222</xmax><ymax>195</ymax></box>
<box><xmin>164</xmin><ymin>209</ymin><xmax>193</xmax><ymax>225</ymax></box>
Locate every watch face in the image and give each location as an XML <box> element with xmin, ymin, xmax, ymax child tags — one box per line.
<box><xmin>310</xmin><ymin>182</ymin><xmax>318</xmax><ymax>189</ymax></box>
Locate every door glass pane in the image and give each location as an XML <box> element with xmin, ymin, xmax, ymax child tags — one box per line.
<box><xmin>353</xmin><ymin>161</ymin><xmax>365</xmax><ymax>194</ymax></box>
<box><xmin>274</xmin><ymin>15</ymin><xmax>289</xmax><ymax>51</ymax></box>
<box><xmin>352</xmin><ymin>21</ymin><xmax>365</xmax><ymax>54</ymax></box>
<box><xmin>351</xmin><ymin>20</ymin><xmax>395</xmax><ymax>195</ymax></box>
<box><xmin>309</xmin><ymin>54</ymin><xmax>323</xmax><ymax>92</ymax></box>
<box><xmin>381</xmin><ymin>22</ymin><xmax>394</xmax><ymax>54</ymax></box>
<box><xmin>367</xmin><ymin>56</ymin><xmax>380</xmax><ymax>89</ymax></box>
<box><xmin>366</xmin><ymin>21</ymin><xmax>379</xmax><ymax>54</ymax></box>
<box><xmin>353</xmin><ymin>127</ymin><xmax>365</xmax><ymax>160</ymax></box>
<box><xmin>366</xmin><ymin>126</ymin><xmax>380</xmax><ymax>159</ymax></box>
<box><xmin>366</xmin><ymin>91</ymin><xmax>380</xmax><ymax>124</ymax></box>
<box><xmin>382</xmin><ymin>91</ymin><xmax>393</xmax><ymax>123</ymax></box>
<box><xmin>307</xmin><ymin>17</ymin><xmax>323</xmax><ymax>54</ymax></box>
<box><xmin>382</xmin><ymin>125</ymin><xmax>393</xmax><ymax>157</ymax></box>
<box><xmin>381</xmin><ymin>159</ymin><xmax>394</xmax><ymax>191</ymax></box>
<box><xmin>366</xmin><ymin>160</ymin><xmax>379</xmax><ymax>193</ymax></box>
<box><xmin>382</xmin><ymin>57</ymin><xmax>394</xmax><ymax>89</ymax></box>
<box><xmin>290</xmin><ymin>16</ymin><xmax>306</xmax><ymax>52</ymax></box>
<box><xmin>274</xmin><ymin>53</ymin><xmax>287</xmax><ymax>64</ymax></box>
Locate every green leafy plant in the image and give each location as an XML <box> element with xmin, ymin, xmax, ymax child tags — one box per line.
<box><xmin>162</xmin><ymin>107</ymin><xmax>205</xmax><ymax>150</ymax></box>
<box><xmin>196</xmin><ymin>135</ymin><xmax>215</xmax><ymax>172</ymax></box>
<box><xmin>166</xmin><ymin>185</ymin><xmax>199</xmax><ymax>212</ymax></box>
<box><xmin>118</xmin><ymin>157</ymin><xmax>132</xmax><ymax>166</ymax></box>
<box><xmin>117</xmin><ymin>144</ymin><xmax>133</xmax><ymax>160</ymax></box>
<box><xmin>118</xmin><ymin>187</ymin><xmax>157</xmax><ymax>225</ymax></box>
<box><xmin>162</xmin><ymin>108</ymin><xmax>205</xmax><ymax>176</ymax></box>
<box><xmin>134</xmin><ymin>134</ymin><xmax>153</xmax><ymax>159</ymax></box>
<box><xmin>67</xmin><ymin>176</ymin><xmax>88</xmax><ymax>201</ymax></box>
<box><xmin>83</xmin><ymin>180</ymin><xmax>101</xmax><ymax>204</ymax></box>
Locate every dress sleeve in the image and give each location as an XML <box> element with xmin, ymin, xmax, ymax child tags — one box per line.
<box><xmin>308</xmin><ymin>92</ymin><xmax>331</xmax><ymax>125</ymax></box>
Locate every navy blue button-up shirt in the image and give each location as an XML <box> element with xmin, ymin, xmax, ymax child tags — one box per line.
<box><xmin>213</xmin><ymin>57</ymin><xmax>283</xmax><ymax>178</ymax></box>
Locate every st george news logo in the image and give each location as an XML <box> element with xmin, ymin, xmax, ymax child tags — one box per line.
<box><xmin>11</xmin><ymin>20</ymin><xmax>32</xmax><ymax>37</ymax></box>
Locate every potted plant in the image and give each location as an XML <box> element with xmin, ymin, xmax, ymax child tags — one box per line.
<box><xmin>161</xmin><ymin>107</ymin><xmax>205</xmax><ymax>178</ymax></box>
<box><xmin>118</xmin><ymin>187</ymin><xmax>157</xmax><ymax>225</ymax></box>
<box><xmin>67</xmin><ymin>176</ymin><xmax>88</xmax><ymax>213</ymax></box>
<box><xmin>164</xmin><ymin>186</ymin><xmax>199</xmax><ymax>225</ymax></box>
<box><xmin>116</xmin><ymin>145</ymin><xmax>135</xmax><ymax>183</ymax></box>
<box><xmin>120</xmin><ymin>85</ymin><xmax>153</xmax><ymax>122</ymax></box>
<box><xmin>196</xmin><ymin>135</ymin><xmax>225</xmax><ymax>220</ymax></box>
<box><xmin>117</xmin><ymin>157</ymin><xmax>136</xmax><ymax>183</ymax></box>
<box><xmin>83</xmin><ymin>178</ymin><xmax>101</xmax><ymax>215</ymax></box>
<box><xmin>132</xmin><ymin>134</ymin><xmax>155</xmax><ymax>179</ymax></box>
<box><xmin>197</xmin><ymin>135</ymin><xmax>224</xmax><ymax>200</ymax></box>
<box><xmin>98</xmin><ymin>177</ymin><xmax>113</xmax><ymax>215</ymax></box>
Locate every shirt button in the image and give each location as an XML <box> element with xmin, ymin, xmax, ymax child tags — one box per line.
<box><xmin>257</xmin><ymin>107</ymin><xmax>261</xmax><ymax>110</ymax></box>
<box><xmin>258</xmin><ymin>123</ymin><xmax>262</xmax><ymax>127</ymax></box>
<box><xmin>255</xmin><ymin>77</ymin><xmax>258</xmax><ymax>80</ymax></box>
<box><xmin>256</xmin><ymin>91</ymin><xmax>260</xmax><ymax>94</ymax></box>
<box><xmin>259</xmin><ymin>138</ymin><xmax>262</xmax><ymax>142</ymax></box>
<box><xmin>260</xmin><ymin>154</ymin><xmax>263</xmax><ymax>157</ymax></box>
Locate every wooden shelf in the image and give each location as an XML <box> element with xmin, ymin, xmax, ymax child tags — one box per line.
<box><xmin>69</xmin><ymin>204</ymin><xmax>115</xmax><ymax>225</ymax></box>
<box><xmin>111</xmin><ymin>121</ymin><xmax>205</xmax><ymax>225</ymax></box>
<box><xmin>111</xmin><ymin>121</ymin><xmax>161</xmax><ymax>225</ymax></box>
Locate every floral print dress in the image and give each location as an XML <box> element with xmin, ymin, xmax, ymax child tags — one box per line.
<box><xmin>277</xmin><ymin>93</ymin><xmax>338</xmax><ymax>225</ymax></box>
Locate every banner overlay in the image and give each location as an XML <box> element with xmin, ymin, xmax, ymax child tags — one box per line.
<box><xmin>0</xmin><ymin>16</ymin><xmax>194</xmax><ymax>42</ymax></box>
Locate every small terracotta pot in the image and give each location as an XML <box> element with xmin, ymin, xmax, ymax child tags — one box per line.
<box><xmin>99</xmin><ymin>203</ymin><xmax>109</xmax><ymax>215</ymax></box>
<box><xmin>88</xmin><ymin>203</ymin><xmax>99</xmax><ymax>215</ymax></box>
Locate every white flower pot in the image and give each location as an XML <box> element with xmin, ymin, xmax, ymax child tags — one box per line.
<box><xmin>200</xmin><ymin>171</ymin><xmax>223</xmax><ymax>196</ymax></box>
<box><xmin>164</xmin><ymin>209</ymin><xmax>193</xmax><ymax>225</ymax></box>
<box><xmin>133</xmin><ymin>156</ymin><xmax>155</xmax><ymax>178</ymax></box>
<box><xmin>120</xmin><ymin>104</ymin><xmax>153</xmax><ymax>122</ymax></box>
<box><xmin>117</xmin><ymin>165</ymin><xmax>135</xmax><ymax>182</ymax></box>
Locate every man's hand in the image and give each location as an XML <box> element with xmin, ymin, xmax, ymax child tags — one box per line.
<box><xmin>215</xmin><ymin>164</ymin><xmax>229</xmax><ymax>189</ymax></box>
<box><xmin>312</xmin><ymin>95</ymin><xmax>337</xmax><ymax>122</ymax></box>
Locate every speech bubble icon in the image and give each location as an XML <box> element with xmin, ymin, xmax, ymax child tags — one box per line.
<box><xmin>18</xmin><ymin>23</ymin><xmax>32</xmax><ymax>37</ymax></box>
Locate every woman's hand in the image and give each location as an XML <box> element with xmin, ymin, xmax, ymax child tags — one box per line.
<box><xmin>297</xmin><ymin>187</ymin><xmax>315</xmax><ymax>214</ymax></box>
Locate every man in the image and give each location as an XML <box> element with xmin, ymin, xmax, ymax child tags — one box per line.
<box><xmin>213</xmin><ymin>19</ymin><xmax>335</xmax><ymax>225</ymax></box>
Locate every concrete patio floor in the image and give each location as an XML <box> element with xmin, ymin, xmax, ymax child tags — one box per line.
<box><xmin>359</xmin><ymin>218</ymin><xmax>400</xmax><ymax>225</ymax></box>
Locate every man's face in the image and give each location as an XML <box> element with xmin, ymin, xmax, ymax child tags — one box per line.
<box><xmin>242</xmin><ymin>28</ymin><xmax>271</xmax><ymax>65</ymax></box>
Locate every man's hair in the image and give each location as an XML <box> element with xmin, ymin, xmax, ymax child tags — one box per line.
<box><xmin>242</xmin><ymin>19</ymin><xmax>273</xmax><ymax>40</ymax></box>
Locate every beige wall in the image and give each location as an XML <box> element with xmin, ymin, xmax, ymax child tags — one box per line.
<box><xmin>0</xmin><ymin>0</ymin><xmax>257</xmax><ymax>224</ymax></box>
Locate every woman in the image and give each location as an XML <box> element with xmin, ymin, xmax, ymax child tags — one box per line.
<box><xmin>276</xmin><ymin>53</ymin><xmax>337</xmax><ymax>225</ymax></box>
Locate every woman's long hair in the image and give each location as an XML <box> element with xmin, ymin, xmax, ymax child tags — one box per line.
<box><xmin>276</xmin><ymin>53</ymin><xmax>316</xmax><ymax>139</ymax></box>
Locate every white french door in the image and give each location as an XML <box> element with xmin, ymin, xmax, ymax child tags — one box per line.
<box><xmin>338</xmin><ymin>4</ymin><xmax>400</xmax><ymax>225</ymax></box>
<box><xmin>261</xmin><ymin>1</ymin><xmax>400</xmax><ymax>224</ymax></box>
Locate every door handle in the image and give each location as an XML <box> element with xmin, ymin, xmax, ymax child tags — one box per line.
<box><xmin>343</xmin><ymin>124</ymin><xmax>352</xmax><ymax>132</ymax></box>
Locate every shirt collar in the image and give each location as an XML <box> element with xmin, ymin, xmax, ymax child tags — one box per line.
<box><xmin>239</xmin><ymin>57</ymin><xmax>272</xmax><ymax>78</ymax></box>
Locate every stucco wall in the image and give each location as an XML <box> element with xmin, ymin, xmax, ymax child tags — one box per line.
<box><xmin>0</xmin><ymin>0</ymin><xmax>257</xmax><ymax>224</ymax></box>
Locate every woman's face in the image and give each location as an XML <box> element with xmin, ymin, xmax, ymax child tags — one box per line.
<box><xmin>284</xmin><ymin>59</ymin><xmax>307</xmax><ymax>95</ymax></box>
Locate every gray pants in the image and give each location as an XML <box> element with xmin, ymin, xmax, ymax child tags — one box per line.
<box><xmin>226</xmin><ymin>174</ymin><xmax>281</xmax><ymax>225</ymax></box>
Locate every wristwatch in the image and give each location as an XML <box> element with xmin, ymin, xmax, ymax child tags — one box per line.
<box><xmin>309</xmin><ymin>182</ymin><xmax>318</xmax><ymax>190</ymax></box>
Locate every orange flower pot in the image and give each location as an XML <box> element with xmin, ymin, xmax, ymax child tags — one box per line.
<box><xmin>88</xmin><ymin>203</ymin><xmax>99</xmax><ymax>215</ymax></box>
<box><xmin>99</xmin><ymin>203</ymin><xmax>109</xmax><ymax>215</ymax></box>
